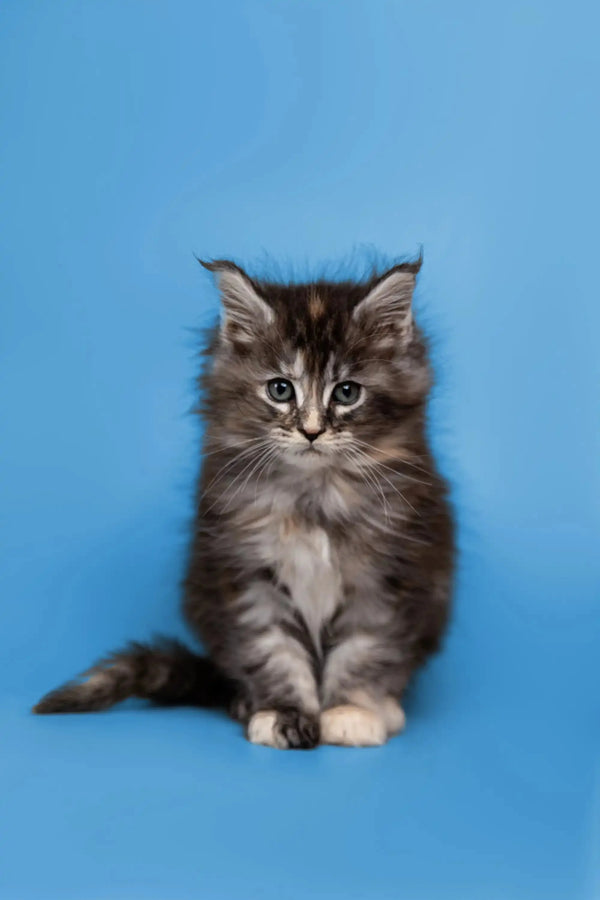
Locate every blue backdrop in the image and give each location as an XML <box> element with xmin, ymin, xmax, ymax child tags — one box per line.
<box><xmin>1</xmin><ymin>2</ymin><xmax>599</xmax><ymax>898</ymax></box>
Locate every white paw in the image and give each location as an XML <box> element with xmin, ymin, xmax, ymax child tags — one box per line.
<box><xmin>320</xmin><ymin>705</ymin><xmax>387</xmax><ymax>747</ymax></box>
<box><xmin>346</xmin><ymin>689</ymin><xmax>406</xmax><ymax>736</ymax></box>
<box><xmin>380</xmin><ymin>696</ymin><xmax>406</xmax><ymax>735</ymax></box>
<box><xmin>247</xmin><ymin>710</ymin><xmax>287</xmax><ymax>749</ymax></box>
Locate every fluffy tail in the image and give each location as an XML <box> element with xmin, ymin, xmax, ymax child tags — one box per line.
<box><xmin>32</xmin><ymin>638</ymin><xmax>236</xmax><ymax>715</ymax></box>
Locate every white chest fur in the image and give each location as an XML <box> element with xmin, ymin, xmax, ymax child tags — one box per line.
<box><xmin>248</xmin><ymin>503</ymin><xmax>342</xmax><ymax>650</ymax></box>
<box><xmin>275</xmin><ymin>518</ymin><xmax>341</xmax><ymax>648</ymax></box>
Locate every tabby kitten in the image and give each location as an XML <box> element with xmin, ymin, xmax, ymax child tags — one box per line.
<box><xmin>34</xmin><ymin>256</ymin><xmax>454</xmax><ymax>749</ymax></box>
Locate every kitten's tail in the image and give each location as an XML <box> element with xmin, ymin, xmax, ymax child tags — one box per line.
<box><xmin>32</xmin><ymin>638</ymin><xmax>236</xmax><ymax>715</ymax></box>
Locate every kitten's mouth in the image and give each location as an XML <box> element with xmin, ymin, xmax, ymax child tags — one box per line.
<box><xmin>285</xmin><ymin>443</ymin><xmax>329</xmax><ymax>469</ymax></box>
<box><xmin>302</xmin><ymin>444</ymin><xmax>322</xmax><ymax>454</ymax></box>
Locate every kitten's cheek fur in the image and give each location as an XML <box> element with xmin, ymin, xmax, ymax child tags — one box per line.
<box><xmin>247</xmin><ymin>710</ymin><xmax>320</xmax><ymax>750</ymax></box>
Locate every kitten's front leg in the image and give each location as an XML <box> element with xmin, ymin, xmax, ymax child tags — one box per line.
<box><xmin>240</xmin><ymin>623</ymin><xmax>320</xmax><ymax>750</ymax></box>
<box><xmin>320</xmin><ymin>634</ymin><xmax>407</xmax><ymax>747</ymax></box>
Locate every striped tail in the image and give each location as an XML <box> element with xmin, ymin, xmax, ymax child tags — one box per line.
<box><xmin>33</xmin><ymin>638</ymin><xmax>236</xmax><ymax>714</ymax></box>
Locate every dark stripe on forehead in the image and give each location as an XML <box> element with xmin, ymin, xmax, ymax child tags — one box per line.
<box><xmin>268</xmin><ymin>286</ymin><xmax>352</xmax><ymax>375</ymax></box>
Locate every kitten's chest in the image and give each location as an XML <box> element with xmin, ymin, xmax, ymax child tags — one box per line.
<box><xmin>257</xmin><ymin>509</ymin><xmax>342</xmax><ymax>646</ymax></box>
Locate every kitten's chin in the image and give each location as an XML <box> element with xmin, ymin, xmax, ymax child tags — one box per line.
<box><xmin>284</xmin><ymin>446</ymin><xmax>331</xmax><ymax>471</ymax></box>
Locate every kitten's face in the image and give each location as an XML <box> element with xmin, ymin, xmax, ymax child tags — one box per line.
<box><xmin>203</xmin><ymin>260</ymin><xmax>430</xmax><ymax>473</ymax></box>
<box><xmin>257</xmin><ymin>351</ymin><xmax>369</xmax><ymax>469</ymax></box>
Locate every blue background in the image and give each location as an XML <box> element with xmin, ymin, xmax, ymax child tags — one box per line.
<box><xmin>1</xmin><ymin>1</ymin><xmax>599</xmax><ymax>898</ymax></box>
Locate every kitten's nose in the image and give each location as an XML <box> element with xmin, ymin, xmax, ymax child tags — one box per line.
<box><xmin>298</xmin><ymin>426</ymin><xmax>325</xmax><ymax>443</ymax></box>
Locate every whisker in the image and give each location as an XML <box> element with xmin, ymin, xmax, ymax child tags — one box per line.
<box><xmin>223</xmin><ymin>446</ymin><xmax>278</xmax><ymax>513</ymax></box>
<box><xmin>201</xmin><ymin>440</ymin><xmax>272</xmax><ymax>495</ymax></box>
<box><xmin>347</xmin><ymin>450</ymin><xmax>430</xmax><ymax>543</ymax></box>
<box><xmin>204</xmin><ymin>444</ymin><xmax>272</xmax><ymax>513</ymax></box>
<box><xmin>350</xmin><ymin>444</ymin><xmax>432</xmax><ymax>486</ymax></box>
<box><xmin>201</xmin><ymin>436</ymin><xmax>266</xmax><ymax>459</ymax></box>
<box><xmin>349</xmin><ymin>447</ymin><xmax>421</xmax><ymax>517</ymax></box>
<box><xmin>351</xmin><ymin>438</ymin><xmax>430</xmax><ymax>475</ymax></box>
<box><xmin>261</xmin><ymin>449</ymin><xmax>279</xmax><ymax>486</ymax></box>
<box><xmin>343</xmin><ymin>449</ymin><xmax>390</xmax><ymax>526</ymax></box>
<box><xmin>254</xmin><ymin>447</ymin><xmax>280</xmax><ymax>502</ymax></box>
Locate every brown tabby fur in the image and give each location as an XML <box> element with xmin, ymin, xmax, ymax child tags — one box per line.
<box><xmin>34</xmin><ymin>255</ymin><xmax>454</xmax><ymax>749</ymax></box>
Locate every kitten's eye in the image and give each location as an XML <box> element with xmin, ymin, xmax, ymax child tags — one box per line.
<box><xmin>332</xmin><ymin>381</ymin><xmax>362</xmax><ymax>406</ymax></box>
<box><xmin>267</xmin><ymin>378</ymin><xmax>295</xmax><ymax>403</ymax></box>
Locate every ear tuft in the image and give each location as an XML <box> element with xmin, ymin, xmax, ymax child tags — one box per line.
<box><xmin>352</xmin><ymin>264</ymin><xmax>418</xmax><ymax>340</ymax></box>
<box><xmin>197</xmin><ymin>258</ymin><xmax>242</xmax><ymax>274</ymax></box>
<box><xmin>201</xmin><ymin>259</ymin><xmax>274</xmax><ymax>342</ymax></box>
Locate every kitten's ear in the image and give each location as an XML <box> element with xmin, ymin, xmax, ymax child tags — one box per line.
<box><xmin>200</xmin><ymin>259</ymin><xmax>273</xmax><ymax>342</ymax></box>
<box><xmin>352</xmin><ymin>263</ymin><xmax>419</xmax><ymax>341</ymax></box>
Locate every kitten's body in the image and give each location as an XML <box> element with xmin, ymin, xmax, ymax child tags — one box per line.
<box><xmin>35</xmin><ymin>257</ymin><xmax>454</xmax><ymax>749</ymax></box>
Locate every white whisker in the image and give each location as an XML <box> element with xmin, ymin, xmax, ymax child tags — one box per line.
<box><xmin>202</xmin><ymin>439</ymin><xmax>272</xmax><ymax>495</ymax></box>
<box><xmin>348</xmin><ymin>446</ymin><xmax>420</xmax><ymax>517</ymax></box>
<box><xmin>222</xmin><ymin>445</ymin><xmax>278</xmax><ymax>513</ymax></box>
<box><xmin>254</xmin><ymin>446</ymin><xmax>280</xmax><ymax>502</ymax></box>
<box><xmin>205</xmin><ymin>444</ymin><xmax>272</xmax><ymax>513</ymax></box>
<box><xmin>351</xmin><ymin>438</ymin><xmax>430</xmax><ymax>476</ymax></box>
<box><xmin>201</xmin><ymin>436</ymin><xmax>266</xmax><ymax>459</ymax></box>
<box><xmin>342</xmin><ymin>450</ymin><xmax>390</xmax><ymax>526</ymax></box>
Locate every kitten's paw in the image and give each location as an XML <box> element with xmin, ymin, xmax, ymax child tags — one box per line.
<box><xmin>247</xmin><ymin>709</ymin><xmax>320</xmax><ymax>750</ymax></box>
<box><xmin>320</xmin><ymin>705</ymin><xmax>387</xmax><ymax>747</ymax></box>
<box><xmin>380</xmin><ymin>696</ymin><xmax>406</xmax><ymax>735</ymax></box>
<box><xmin>247</xmin><ymin>711</ymin><xmax>288</xmax><ymax>748</ymax></box>
<box><xmin>277</xmin><ymin>708</ymin><xmax>320</xmax><ymax>749</ymax></box>
<box><xmin>344</xmin><ymin>690</ymin><xmax>406</xmax><ymax>736</ymax></box>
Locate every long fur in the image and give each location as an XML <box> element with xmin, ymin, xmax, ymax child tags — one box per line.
<box><xmin>34</xmin><ymin>255</ymin><xmax>454</xmax><ymax>749</ymax></box>
<box><xmin>33</xmin><ymin>640</ymin><xmax>235</xmax><ymax>713</ymax></box>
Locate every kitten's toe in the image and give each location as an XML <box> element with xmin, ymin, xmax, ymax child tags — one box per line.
<box><xmin>276</xmin><ymin>709</ymin><xmax>320</xmax><ymax>749</ymax></box>
<box><xmin>246</xmin><ymin>709</ymin><xmax>320</xmax><ymax>749</ymax></box>
<box><xmin>320</xmin><ymin>705</ymin><xmax>387</xmax><ymax>747</ymax></box>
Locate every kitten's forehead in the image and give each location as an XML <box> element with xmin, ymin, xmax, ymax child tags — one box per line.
<box><xmin>307</xmin><ymin>287</ymin><xmax>327</xmax><ymax>321</ymax></box>
<box><xmin>267</xmin><ymin>284</ymin><xmax>354</xmax><ymax>377</ymax></box>
<box><xmin>289</xmin><ymin>349</ymin><xmax>306</xmax><ymax>380</ymax></box>
<box><xmin>229</xmin><ymin>269</ymin><xmax>420</xmax><ymax>385</ymax></box>
<box><xmin>279</xmin><ymin>348</ymin><xmax>347</xmax><ymax>391</ymax></box>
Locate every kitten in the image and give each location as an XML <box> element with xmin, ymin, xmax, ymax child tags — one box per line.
<box><xmin>34</xmin><ymin>256</ymin><xmax>454</xmax><ymax>749</ymax></box>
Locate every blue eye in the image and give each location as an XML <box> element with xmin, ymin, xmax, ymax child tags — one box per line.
<box><xmin>267</xmin><ymin>378</ymin><xmax>295</xmax><ymax>403</ymax></box>
<box><xmin>332</xmin><ymin>381</ymin><xmax>361</xmax><ymax>405</ymax></box>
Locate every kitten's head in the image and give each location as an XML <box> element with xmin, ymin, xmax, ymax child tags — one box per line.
<box><xmin>201</xmin><ymin>257</ymin><xmax>430</xmax><ymax>472</ymax></box>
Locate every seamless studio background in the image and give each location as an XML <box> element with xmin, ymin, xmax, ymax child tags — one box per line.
<box><xmin>1</xmin><ymin>2</ymin><xmax>599</xmax><ymax>899</ymax></box>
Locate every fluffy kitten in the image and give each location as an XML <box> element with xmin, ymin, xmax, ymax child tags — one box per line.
<box><xmin>34</xmin><ymin>256</ymin><xmax>454</xmax><ymax>749</ymax></box>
